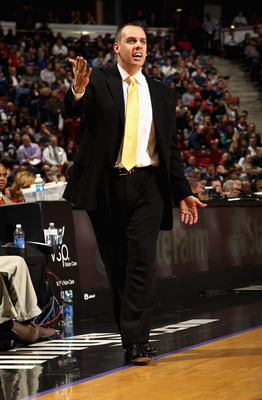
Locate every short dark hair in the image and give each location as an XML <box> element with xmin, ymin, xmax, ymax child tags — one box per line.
<box><xmin>115</xmin><ymin>22</ymin><xmax>144</xmax><ymax>43</ymax></box>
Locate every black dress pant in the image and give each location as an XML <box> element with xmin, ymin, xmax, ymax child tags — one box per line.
<box><xmin>89</xmin><ymin>167</ymin><xmax>164</xmax><ymax>347</ymax></box>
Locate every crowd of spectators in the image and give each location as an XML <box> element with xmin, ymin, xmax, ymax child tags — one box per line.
<box><xmin>1</xmin><ymin>8</ymin><xmax>262</xmax><ymax>203</ymax></box>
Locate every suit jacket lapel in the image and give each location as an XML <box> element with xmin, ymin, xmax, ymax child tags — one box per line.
<box><xmin>105</xmin><ymin>65</ymin><xmax>125</xmax><ymax>124</ymax></box>
<box><xmin>145</xmin><ymin>75</ymin><xmax>162</xmax><ymax>140</ymax></box>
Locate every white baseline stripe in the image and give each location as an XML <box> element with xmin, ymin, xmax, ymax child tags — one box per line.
<box><xmin>9</xmin><ymin>350</ymin><xmax>70</xmax><ymax>355</ymax></box>
<box><xmin>29</xmin><ymin>342</ymin><xmax>88</xmax><ymax>348</ymax></box>
<box><xmin>0</xmin><ymin>365</ymin><xmax>35</xmax><ymax>369</ymax></box>
<box><xmin>0</xmin><ymin>355</ymin><xmax>55</xmax><ymax>359</ymax></box>
<box><xmin>0</xmin><ymin>360</ymin><xmax>44</xmax><ymax>364</ymax></box>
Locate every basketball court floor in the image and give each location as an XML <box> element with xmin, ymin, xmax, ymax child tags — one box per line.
<box><xmin>0</xmin><ymin>288</ymin><xmax>262</xmax><ymax>400</ymax></box>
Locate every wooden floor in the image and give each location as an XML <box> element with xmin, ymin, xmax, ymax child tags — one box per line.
<box><xmin>26</xmin><ymin>327</ymin><xmax>262</xmax><ymax>400</ymax></box>
<box><xmin>1</xmin><ymin>290</ymin><xmax>262</xmax><ymax>400</ymax></box>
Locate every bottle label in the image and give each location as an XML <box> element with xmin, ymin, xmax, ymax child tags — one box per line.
<box><xmin>63</xmin><ymin>305</ymin><xmax>73</xmax><ymax>317</ymax></box>
<box><xmin>36</xmin><ymin>184</ymin><xmax>44</xmax><ymax>192</ymax></box>
<box><xmin>14</xmin><ymin>237</ymin><xmax>25</xmax><ymax>248</ymax></box>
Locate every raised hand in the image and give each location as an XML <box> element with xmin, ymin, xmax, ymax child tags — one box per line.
<box><xmin>68</xmin><ymin>56</ymin><xmax>92</xmax><ymax>93</ymax></box>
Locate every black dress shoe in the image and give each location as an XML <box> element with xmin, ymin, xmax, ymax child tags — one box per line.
<box><xmin>139</xmin><ymin>342</ymin><xmax>157</xmax><ymax>355</ymax></box>
<box><xmin>124</xmin><ymin>343</ymin><xmax>151</xmax><ymax>365</ymax></box>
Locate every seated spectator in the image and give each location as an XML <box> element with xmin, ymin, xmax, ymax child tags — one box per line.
<box><xmin>229</xmin><ymin>176</ymin><xmax>243</xmax><ymax>192</ymax></box>
<box><xmin>193</xmin><ymin>103</ymin><xmax>208</xmax><ymax>125</ymax></box>
<box><xmin>38</xmin><ymin>86</ymin><xmax>52</xmax><ymax>122</ymax></box>
<box><xmin>51</xmin><ymin>38</ymin><xmax>68</xmax><ymax>58</ymax></box>
<box><xmin>42</xmin><ymin>135</ymin><xmax>67</xmax><ymax>167</ymax></box>
<box><xmin>192</xmin><ymin>66</ymin><xmax>207</xmax><ymax>89</ymax></box>
<box><xmin>85</xmin><ymin>10</ymin><xmax>96</xmax><ymax>25</ymax></box>
<box><xmin>220</xmin><ymin>124</ymin><xmax>235</xmax><ymax>150</ymax></box>
<box><xmin>232</xmin><ymin>10</ymin><xmax>248</xmax><ymax>27</ymax></box>
<box><xmin>216</xmin><ymin>164</ymin><xmax>230</xmax><ymax>180</ymax></box>
<box><xmin>241</xmin><ymin>178</ymin><xmax>252</xmax><ymax>193</ymax></box>
<box><xmin>160</xmin><ymin>58</ymin><xmax>177</xmax><ymax>82</ymax></box>
<box><xmin>34</xmin><ymin>122</ymin><xmax>52</xmax><ymax>146</ymax></box>
<box><xmin>192</xmin><ymin>168</ymin><xmax>203</xmax><ymax>181</ymax></box>
<box><xmin>27</xmin><ymin>81</ymin><xmax>40</xmax><ymax>117</ymax></box>
<box><xmin>39</xmin><ymin>61</ymin><xmax>56</xmax><ymax>88</ymax></box>
<box><xmin>7</xmin><ymin>132</ymin><xmax>22</xmax><ymax>163</ymax></box>
<box><xmin>217</xmin><ymin>113</ymin><xmax>231</xmax><ymax>135</ymax></box>
<box><xmin>4</xmin><ymin>66</ymin><xmax>20</xmax><ymax>102</ymax></box>
<box><xmin>220</xmin><ymin>151</ymin><xmax>242</xmax><ymax>176</ymax></box>
<box><xmin>9</xmin><ymin>169</ymin><xmax>36</xmax><ymax>203</ymax></box>
<box><xmin>214</xmin><ymin>78</ymin><xmax>227</xmax><ymax>101</ymax></box>
<box><xmin>15</xmin><ymin>66</ymin><xmax>39</xmax><ymax>108</ymax></box>
<box><xmin>183</xmin><ymin>119</ymin><xmax>197</xmax><ymax>148</ymax></box>
<box><xmin>45</xmin><ymin>89</ymin><xmax>63</xmax><ymax>126</ymax></box>
<box><xmin>16</xmin><ymin>134</ymin><xmax>42</xmax><ymax>167</ymax></box>
<box><xmin>248</xmin><ymin>134</ymin><xmax>260</xmax><ymax>157</ymax></box>
<box><xmin>0</xmin><ymin>255</ymin><xmax>56</xmax><ymax>343</ymax></box>
<box><xmin>233</xmin><ymin>112</ymin><xmax>248</xmax><ymax>134</ymax></box>
<box><xmin>222</xmin><ymin>179</ymin><xmax>241</xmax><ymax>196</ymax></box>
<box><xmin>202</xmin><ymin>163</ymin><xmax>222</xmax><ymax>182</ymax></box>
<box><xmin>223</xmin><ymin>28</ymin><xmax>242</xmax><ymax>59</ymax></box>
<box><xmin>0</xmin><ymin>120</ymin><xmax>14</xmax><ymax>150</ymax></box>
<box><xmin>150</xmin><ymin>64</ymin><xmax>164</xmax><ymax>83</ymax></box>
<box><xmin>188</xmin><ymin>92</ymin><xmax>208</xmax><ymax>114</ymax></box>
<box><xmin>210</xmin><ymin>178</ymin><xmax>222</xmax><ymax>194</ymax></box>
<box><xmin>0</xmin><ymin>163</ymin><xmax>13</xmax><ymax>205</ymax></box>
<box><xmin>0</xmin><ymin>102</ymin><xmax>17</xmax><ymax>123</ymax></box>
<box><xmin>205</xmin><ymin>125</ymin><xmax>220</xmax><ymax>149</ymax></box>
<box><xmin>188</xmin><ymin>124</ymin><xmax>209</xmax><ymax>150</ymax></box>
<box><xmin>181</xmin><ymin>83</ymin><xmax>195</xmax><ymax>107</ymax></box>
<box><xmin>243</xmin><ymin>38</ymin><xmax>259</xmax><ymax>71</ymax></box>
<box><xmin>242</xmin><ymin>123</ymin><xmax>260</xmax><ymax>146</ymax></box>
<box><xmin>201</xmin><ymin>79</ymin><xmax>217</xmax><ymax>105</ymax></box>
<box><xmin>185</xmin><ymin>154</ymin><xmax>203</xmax><ymax>177</ymax></box>
<box><xmin>253</xmin><ymin>147</ymin><xmax>262</xmax><ymax>168</ymax></box>
<box><xmin>238</xmin><ymin>150</ymin><xmax>253</xmax><ymax>169</ymax></box>
<box><xmin>63</xmin><ymin>70</ymin><xmax>74</xmax><ymax>89</ymax></box>
<box><xmin>228</xmin><ymin>139</ymin><xmax>245</xmax><ymax>163</ymax></box>
<box><xmin>177</xmin><ymin>34</ymin><xmax>193</xmax><ymax>55</ymax></box>
<box><xmin>187</xmin><ymin>177</ymin><xmax>203</xmax><ymax>197</ymax></box>
<box><xmin>252</xmin><ymin>177</ymin><xmax>262</xmax><ymax>192</ymax></box>
<box><xmin>240</xmin><ymin>163</ymin><xmax>260</xmax><ymax>182</ymax></box>
<box><xmin>226</xmin><ymin>100</ymin><xmax>240</xmax><ymax>122</ymax></box>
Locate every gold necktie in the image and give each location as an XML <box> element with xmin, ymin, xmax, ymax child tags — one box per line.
<box><xmin>121</xmin><ymin>76</ymin><xmax>139</xmax><ymax>171</ymax></box>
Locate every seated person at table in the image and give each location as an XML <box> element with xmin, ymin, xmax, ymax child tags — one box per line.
<box><xmin>0</xmin><ymin>255</ymin><xmax>56</xmax><ymax>343</ymax></box>
<box><xmin>0</xmin><ymin>163</ymin><xmax>13</xmax><ymax>205</ymax></box>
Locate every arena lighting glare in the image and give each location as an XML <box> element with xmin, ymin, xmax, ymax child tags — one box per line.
<box><xmin>176</xmin><ymin>8</ymin><xmax>183</xmax><ymax>12</ymax></box>
<box><xmin>230</xmin><ymin>25</ymin><xmax>235</xmax><ymax>29</ymax></box>
<box><xmin>81</xmin><ymin>31</ymin><xmax>89</xmax><ymax>35</ymax></box>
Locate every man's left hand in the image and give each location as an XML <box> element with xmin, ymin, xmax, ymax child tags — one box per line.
<box><xmin>180</xmin><ymin>196</ymin><xmax>207</xmax><ymax>225</ymax></box>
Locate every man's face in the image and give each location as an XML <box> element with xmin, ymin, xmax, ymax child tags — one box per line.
<box><xmin>22</xmin><ymin>135</ymin><xmax>31</xmax><ymax>146</ymax></box>
<box><xmin>0</xmin><ymin>165</ymin><xmax>8</xmax><ymax>192</ymax></box>
<box><xmin>50</xmin><ymin>137</ymin><xmax>58</xmax><ymax>147</ymax></box>
<box><xmin>113</xmin><ymin>25</ymin><xmax>147</xmax><ymax>74</ymax></box>
<box><xmin>212</xmin><ymin>180</ymin><xmax>222</xmax><ymax>193</ymax></box>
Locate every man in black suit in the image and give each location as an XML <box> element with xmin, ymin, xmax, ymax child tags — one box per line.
<box><xmin>63</xmin><ymin>22</ymin><xmax>206</xmax><ymax>364</ymax></box>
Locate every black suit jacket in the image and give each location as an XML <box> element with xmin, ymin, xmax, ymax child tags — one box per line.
<box><xmin>63</xmin><ymin>64</ymin><xmax>192</xmax><ymax>230</ymax></box>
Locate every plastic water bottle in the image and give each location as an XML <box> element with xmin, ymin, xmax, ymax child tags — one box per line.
<box><xmin>63</xmin><ymin>292</ymin><xmax>74</xmax><ymax>337</ymax></box>
<box><xmin>35</xmin><ymin>174</ymin><xmax>45</xmax><ymax>201</ymax></box>
<box><xmin>13</xmin><ymin>224</ymin><xmax>25</xmax><ymax>248</ymax></box>
<box><xmin>46</xmin><ymin>222</ymin><xmax>58</xmax><ymax>246</ymax></box>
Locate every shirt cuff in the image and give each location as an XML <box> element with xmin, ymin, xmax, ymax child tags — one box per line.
<box><xmin>71</xmin><ymin>83</ymin><xmax>85</xmax><ymax>100</ymax></box>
